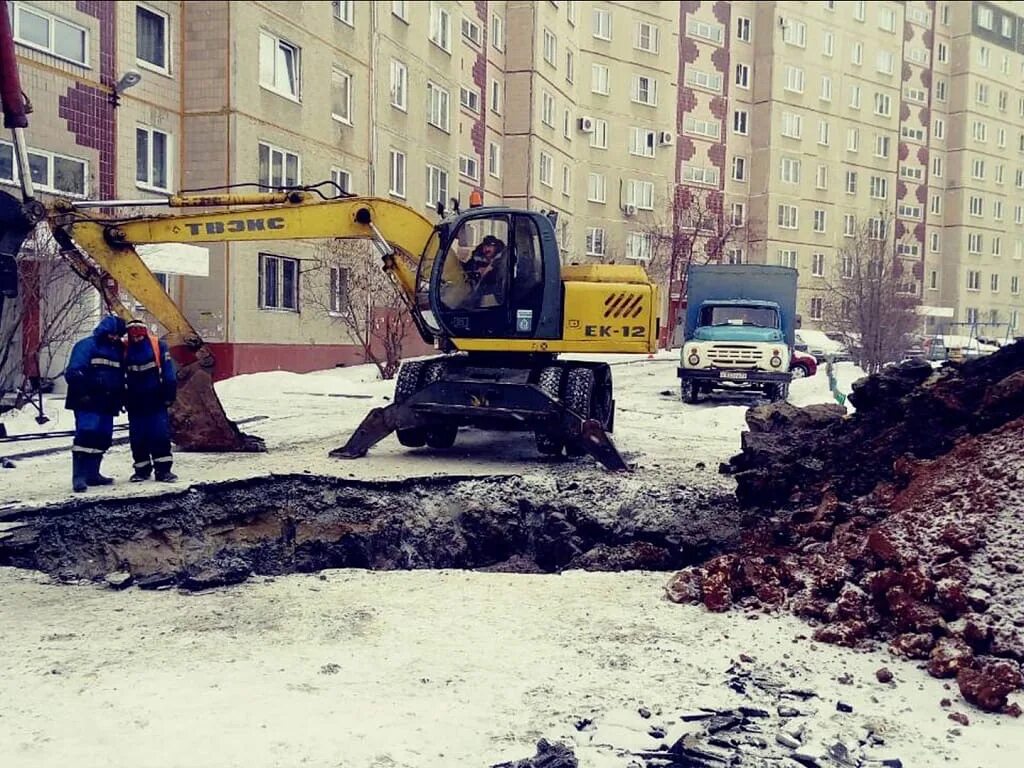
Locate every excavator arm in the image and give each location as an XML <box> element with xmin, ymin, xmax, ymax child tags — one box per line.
<box><xmin>48</xmin><ymin>192</ymin><xmax>438</xmax><ymax>452</ymax></box>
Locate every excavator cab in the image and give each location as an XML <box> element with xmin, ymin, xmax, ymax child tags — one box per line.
<box><xmin>416</xmin><ymin>209</ymin><xmax>562</xmax><ymax>345</ymax></box>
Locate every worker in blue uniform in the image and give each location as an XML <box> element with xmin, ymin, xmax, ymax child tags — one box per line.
<box><xmin>124</xmin><ymin>319</ymin><xmax>178</xmax><ymax>482</ymax></box>
<box><xmin>64</xmin><ymin>315</ymin><xmax>126</xmax><ymax>492</ymax></box>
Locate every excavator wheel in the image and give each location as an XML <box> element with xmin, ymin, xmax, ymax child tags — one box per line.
<box><xmin>394</xmin><ymin>360</ymin><xmax>427</xmax><ymax>448</ymax></box>
<box><xmin>534</xmin><ymin>365</ymin><xmax>565</xmax><ymax>456</ymax></box>
<box><xmin>564</xmin><ymin>366</ymin><xmax>597</xmax><ymax>457</ymax></box>
<box><xmin>426</xmin><ymin>424</ymin><xmax>458</xmax><ymax>449</ymax></box>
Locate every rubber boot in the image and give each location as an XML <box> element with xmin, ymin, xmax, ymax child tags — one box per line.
<box><xmin>155</xmin><ymin>469</ymin><xmax>178</xmax><ymax>483</ymax></box>
<box><xmin>72</xmin><ymin>454</ymin><xmax>88</xmax><ymax>493</ymax></box>
<box><xmin>85</xmin><ymin>454</ymin><xmax>114</xmax><ymax>486</ymax></box>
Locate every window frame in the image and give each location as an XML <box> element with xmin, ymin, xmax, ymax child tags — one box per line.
<box><xmin>135</xmin><ymin>3</ymin><xmax>170</xmax><ymax>75</ymax></box>
<box><xmin>0</xmin><ymin>138</ymin><xmax>89</xmax><ymax>197</ymax></box>
<box><xmin>425</xmin><ymin>164</ymin><xmax>449</xmax><ymax>210</ymax></box>
<box><xmin>257</xmin><ymin>141</ymin><xmax>300</xmax><ymax>189</ymax></box>
<box><xmin>390</xmin><ymin>59</ymin><xmax>408</xmax><ymax>111</ymax></box>
<box><xmin>135</xmin><ymin>124</ymin><xmax>171</xmax><ymax>193</ymax></box>
<box><xmin>259</xmin><ymin>30</ymin><xmax>301</xmax><ymax>101</ymax></box>
<box><xmin>258</xmin><ymin>252</ymin><xmax>300</xmax><ymax>312</ymax></box>
<box><xmin>388</xmin><ymin>149</ymin><xmax>406</xmax><ymax>199</ymax></box>
<box><xmin>331</xmin><ymin>67</ymin><xmax>353</xmax><ymax>125</ymax></box>
<box><xmin>12</xmin><ymin>2</ymin><xmax>89</xmax><ymax>67</ymax></box>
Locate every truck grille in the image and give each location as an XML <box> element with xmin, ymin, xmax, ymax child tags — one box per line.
<box><xmin>707</xmin><ymin>344</ymin><xmax>764</xmax><ymax>367</ymax></box>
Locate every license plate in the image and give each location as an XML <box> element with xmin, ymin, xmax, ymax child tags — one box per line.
<box><xmin>720</xmin><ymin>371</ymin><xmax>748</xmax><ymax>381</ymax></box>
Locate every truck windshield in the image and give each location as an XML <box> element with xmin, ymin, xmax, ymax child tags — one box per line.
<box><xmin>699</xmin><ymin>305</ymin><xmax>779</xmax><ymax>328</ymax></box>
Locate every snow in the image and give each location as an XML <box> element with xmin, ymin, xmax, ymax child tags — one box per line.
<box><xmin>1</xmin><ymin>356</ymin><xmax>1017</xmax><ymax>766</ymax></box>
<box><xmin>0</xmin><ymin>567</ymin><xmax>1017</xmax><ymax>768</ymax></box>
<box><xmin>1</xmin><ymin>354</ymin><xmax>863</xmax><ymax>510</ymax></box>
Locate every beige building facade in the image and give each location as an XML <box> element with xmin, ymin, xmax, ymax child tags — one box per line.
<box><xmin>3</xmin><ymin>0</ymin><xmax>1023</xmax><ymax>379</ymax></box>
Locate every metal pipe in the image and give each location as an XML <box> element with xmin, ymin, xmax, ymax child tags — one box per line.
<box><xmin>68</xmin><ymin>191</ymin><xmax>300</xmax><ymax>209</ymax></box>
<box><xmin>68</xmin><ymin>198</ymin><xmax>172</xmax><ymax>208</ymax></box>
<box><xmin>10</xmin><ymin>126</ymin><xmax>34</xmax><ymax>198</ymax></box>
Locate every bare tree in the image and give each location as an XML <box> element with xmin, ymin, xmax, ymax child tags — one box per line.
<box><xmin>0</xmin><ymin>225</ymin><xmax>96</xmax><ymax>403</ymax></box>
<box><xmin>819</xmin><ymin>212</ymin><xmax>919</xmax><ymax>374</ymax></box>
<box><xmin>635</xmin><ymin>187</ymin><xmax>763</xmax><ymax>344</ymax></box>
<box><xmin>305</xmin><ymin>240</ymin><xmax>411</xmax><ymax>380</ymax></box>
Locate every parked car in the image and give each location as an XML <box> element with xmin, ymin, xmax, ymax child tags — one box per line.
<box><xmin>795</xmin><ymin>330</ymin><xmax>852</xmax><ymax>363</ymax></box>
<box><xmin>790</xmin><ymin>348</ymin><xmax>818</xmax><ymax>378</ymax></box>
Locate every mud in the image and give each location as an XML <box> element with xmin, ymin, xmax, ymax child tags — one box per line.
<box><xmin>0</xmin><ymin>472</ymin><xmax>743</xmax><ymax>589</ymax></box>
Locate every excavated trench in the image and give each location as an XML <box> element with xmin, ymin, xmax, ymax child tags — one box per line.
<box><xmin>0</xmin><ymin>472</ymin><xmax>744</xmax><ymax>590</ymax></box>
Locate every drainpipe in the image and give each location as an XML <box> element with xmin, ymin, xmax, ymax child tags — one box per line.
<box><xmin>368</xmin><ymin>2</ymin><xmax>378</xmax><ymax>196</ymax></box>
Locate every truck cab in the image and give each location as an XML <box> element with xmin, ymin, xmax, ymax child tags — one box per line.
<box><xmin>677</xmin><ymin>265</ymin><xmax>797</xmax><ymax>403</ymax></box>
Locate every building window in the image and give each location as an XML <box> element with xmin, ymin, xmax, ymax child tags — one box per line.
<box><xmin>592</xmin><ymin>64</ymin><xmax>610</xmax><ymax>95</ymax></box>
<box><xmin>901</xmin><ymin>126</ymin><xmax>926</xmax><ymax>142</ymax></box>
<box><xmin>259</xmin><ymin>31</ymin><xmax>300</xmax><ymax>99</ymax></box>
<box><xmin>427</xmin><ymin>82</ymin><xmax>450</xmax><ymax>132</ymax></box>
<box><xmin>685</xmin><ymin>69</ymin><xmax>723</xmax><ymax>93</ymax></box>
<box><xmin>878</xmin><ymin>6</ymin><xmax>896</xmax><ymax>32</ymax></box>
<box><xmin>977</xmin><ymin>83</ymin><xmax>989</xmax><ymax>104</ymax></box>
<box><xmin>816</xmin><ymin>164</ymin><xmax>828</xmax><ymax>190</ymax></box>
<box><xmin>136</xmin><ymin>5</ymin><xmax>168</xmax><ymax>72</ymax></box>
<box><xmin>869</xmin><ymin>175</ymin><xmax>887</xmax><ymax>199</ymax></box>
<box><xmin>936</xmin><ymin>80</ymin><xmax>947</xmax><ymax>101</ymax></box>
<box><xmin>781</xmin><ymin>18</ymin><xmax>807</xmax><ymax>47</ymax></box>
<box><xmin>868</xmin><ymin>218</ymin><xmax>886</xmax><ymax>240</ymax></box>
<box><xmin>732</xmin><ymin>156</ymin><xmax>747</xmax><ymax>182</ymax></box>
<box><xmin>992</xmin><ymin>237</ymin><xmax>1002</xmax><ymax>256</ymax></box>
<box><xmin>426</xmin><ymin>164</ymin><xmax>448</xmax><ymax>209</ymax></box>
<box><xmin>543</xmin><ymin>27</ymin><xmax>557</xmax><ymax>65</ymax></box>
<box><xmin>937</xmin><ymin>42</ymin><xmax>948</xmax><ymax>63</ymax></box>
<box><xmin>330</xmin><ymin>167</ymin><xmax>351</xmax><ymax>194</ymax></box>
<box><xmin>823</xmin><ymin>31</ymin><xmax>834</xmax><ymax>57</ymax></box>
<box><xmin>491</xmin><ymin>13</ymin><xmax>504</xmax><ymax>50</ymax></box>
<box><xmin>849</xmin><ymin>85</ymin><xmax>862</xmax><ymax>109</ymax></box>
<box><xmin>329</xmin><ymin>265</ymin><xmax>349</xmax><ymax>314</ymax></box>
<box><xmin>681</xmin><ymin>166</ymin><xmax>719</xmax><ymax>186</ymax></box>
<box><xmin>777</xmin><ymin>205</ymin><xmax>798</xmax><ymax>230</ymax></box>
<box><xmin>875</xmin><ymin>135</ymin><xmax>890</xmax><ymax>158</ymax></box>
<box><xmin>843</xmin><ymin>214</ymin><xmax>856</xmax><ymax>237</ymax></box>
<box><xmin>429</xmin><ymin>2</ymin><xmax>451</xmax><ymax>52</ymax></box>
<box><xmin>847</xmin><ymin>127</ymin><xmax>860</xmax><ymax>152</ymax></box>
<box><xmin>461</xmin><ymin>16</ymin><xmax>482</xmax><ymax>46</ymax></box>
<box><xmin>813</xmin><ymin>209</ymin><xmax>826</xmax><ymax>233</ymax></box>
<box><xmin>968</xmin><ymin>233</ymin><xmax>983</xmax><ymax>254</ymax></box>
<box><xmin>460</xmin><ymin>86</ymin><xmax>481</xmax><ymax>114</ymax></box>
<box><xmin>332</xmin><ymin>0</ymin><xmax>354</xmax><ymax>25</ymax></box>
<box><xmin>900</xmin><ymin>166</ymin><xmax>923</xmax><ymax>182</ymax></box>
<box><xmin>135</xmin><ymin>126</ymin><xmax>169</xmax><ymax>191</ymax></box>
<box><xmin>733</xmin><ymin>110</ymin><xmax>748</xmax><ymax>135</ymax></box>
<box><xmin>686</xmin><ymin>16</ymin><xmax>723</xmax><ymax>43</ymax></box>
<box><xmin>874</xmin><ymin>93</ymin><xmax>891</xmax><ymax>117</ymax></box>
<box><xmin>258</xmin><ymin>254</ymin><xmax>299</xmax><ymax>311</ymax></box>
<box><xmin>897</xmin><ymin>203</ymin><xmax>922</xmax><ymax>219</ymax></box>
<box><xmin>0</xmin><ymin>139</ymin><xmax>88</xmax><ymax>197</ymax></box>
<box><xmin>780</xmin><ymin>156</ymin><xmax>801</xmax><ymax>184</ymax></box>
<box><xmin>392</xmin><ymin>1</ymin><xmax>408</xmax><ymax>21</ymax></box>
<box><xmin>636</xmin><ymin>21</ymin><xmax>662</xmax><ymax>51</ymax></box>
<box><xmin>592</xmin><ymin>8</ymin><xmax>611</xmax><ymax>40</ymax></box>
<box><xmin>631</xmin><ymin>75</ymin><xmax>658</xmax><ymax>106</ymax></box>
<box><xmin>488</xmin><ymin>142</ymin><xmax>501</xmax><ymax>178</ymax></box>
<box><xmin>590</xmin><ymin>119</ymin><xmax>608</xmax><ymax>149</ymax></box>
<box><xmin>928</xmin><ymin>270</ymin><xmax>938</xmax><ymax>290</ymax></box>
<box><xmin>809</xmin><ymin>297</ymin><xmax>823</xmax><ymax>320</ymax></box>
<box><xmin>541</xmin><ymin>91</ymin><xmax>555</xmax><ymax>127</ymax></box>
<box><xmin>972</xmin><ymin>159</ymin><xmax>985</xmax><ymax>180</ymax></box>
<box><xmin>389</xmin><ymin>150</ymin><xmax>406</xmax><ymax>198</ymax></box>
<box><xmin>852</xmin><ymin>42</ymin><xmax>863</xmax><ymax>66</ymax></box>
<box><xmin>845</xmin><ymin>170</ymin><xmax>857</xmax><ymax>194</ymax></box>
<box><xmin>812</xmin><ymin>253</ymin><xmax>825</xmax><ymax>276</ymax></box>
<box><xmin>683</xmin><ymin>117</ymin><xmax>720</xmax><ymax>139</ymax></box>
<box><xmin>562</xmin><ymin>165</ymin><xmax>571</xmax><ymax>197</ymax></box>
<box><xmin>629</xmin><ymin>128</ymin><xmax>656</xmax><ymax>157</ymax></box>
<box><xmin>735</xmin><ymin>63</ymin><xmax>750</xmax><ymax>88</ymax></box>
<box><xmin>932</xmin><ymin>157</ymin><xmax>943</xmax><ymax>177</ymax></box>
<box><xmin>587</xmin><ymin>172</ymin><xmax>606</xmax><ymax>203</ymax></box>
<box><xmin>458</xmin><ymin>154</ymin><xmax>479</xmax><ymax>182</ymax></box>
<box><xmin>730</xmin><ymin>203</ymin><xmax>745</xmax><ymax>227</ymax></box>
<box><xmin>736</xmin><ymin>16</ymin><xmax>751</xmax><ymax>42</ymax></box>
<box><xmin>563</xmin><ymin>109</ymin><xmax>572</xmax><ymax>139</ymax></box>
<box><xmin>257</xmin><ymin>142</ymin><xmax>299</xmax><ymax>188</ymax></box>
<box><xmin>726</xmin><ymin>248</ymin><xmax>744</xmax><ymax>265</ymax></box>
<box><xmin>876</xmin><ymin>49</ymin><xmax>894</xmax><ymax>74</ymax></box>
<box><xmin>1011</xmin><ymin>276</ymin><xmax>1020</xmax><ymax>295</ymax></box>
<box><xmin>390</xmin><ymin>60</ymin><xmax>408</xmax><ymax>111</ymax></box>
<box><xmin>967</xmin><ymin>270</ymin><xmax>981</xmax><ymax>291</ymax></box>
<box><xmin>818</xmin><ymin>120</ymin><xmax>830</xmax><ymax>146</ymax></box>
<box><xmin>781</xmin><ymin>111</ymin><xmax>803</xmax><ymax>139</ymax></box>
<box><xmin>626</xmin><ymin>179</ymin><xmax>655</xmax><ymax>209</ymax></box>
<box><xmin>784</xmin><ymin>65</ymin><xmax>805</xmax><ymax>93</ymax></box>
<box><xmin>934</xmin><ymin>119</ymin><xmax>945</xmax><ymax>139</ymax></box>
<box><xmin>777</xmin><ymin>249</ymin><xmax>798</xmax><ymax>268</ymax></box>
<box><xmin>331</xmin><ymin>68</ymin><xmax>352</xmax><ymax>124</ymax></box>
<box><xmin>626</xmin><ymin>233</ymin><xmax>653</xmax><ymax>262</ymax></box>
<box><xmin>12</xmin><ymin>3</ymin><xmax>88</xmax><ymax>66</ymax></box>
<box><xmin>539</xmin><ymin>152</ymin><xmax>553</xmax><ymax>187</ymax></box>
<box><xmin>820</xmin><ymin>75</ymin><xmax>832</xmax><ymax>102</ymax></box>
<box><xmin>969</xmin><ymin>196</ymin><xmax>983</xmax><ymax>217</ymax></box>
<box><xmin>490</xmin><ymin>79</ymin><xmax>502</xmax><ymax>114</ymax></box>
<box><xmin>586</xmin><ymin>227</ymin><xmax>606</xmax><ymax>256</ymax></box>
<box><xmin>931</xmin><ymin>195</ymin><xmax>942</xmax><ymax>215</ymax></box>
<box><xmin>566</xmin><ymin>49</ymin><xmax>575</xmax><ymax>83</ymax></box>
<box><xmin>930</xmin><ymin>232</ymin><xmax>940</xmax><ymax>252</ymax></box>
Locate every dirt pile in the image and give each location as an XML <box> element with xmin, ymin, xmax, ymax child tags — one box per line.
<box><xmin>669</xmin><ymin>342</ymin><xmax>1024</xmax><ymax>715</ymax></box>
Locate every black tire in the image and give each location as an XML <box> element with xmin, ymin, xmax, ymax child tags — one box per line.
<box><xmin>765</xmin><ymin>383</ymin><xmax>789</xmax><ymax>403</ymax></box>
<box><xmin>426</xmin><ymin>424</ymin><xmax>457</xmax><ymax>449</ymax></box>
<box><xmin>680</xmin><ymin>380</ymin><xmax>700</xmax><ymax>404</ymax></box>
<box><xmin>535</xmin><ymin>366</ymin><xmax>564</xmax><ymax>456</ymax></box>
<box><xmin>394</xmin><ymin>361</ymin><xmax>425</xmax><ymax>403</ymax></box>
<box><xmin>422</xmin><ymin>360</ymin><xmax>446</xmax><ymax>386</ymax></box>
<box><xmin>565</xmin><ymin>366</ymin><xmax>596</xmax><ymax>457</ymax></box>
<box><xmin>397</xmin><ymin>428</ymin><xmax>428</xmax><ymax>447</ymax></box>
<box><xmin>591</xmin><ymin>365</ymin><xmax>614</xmax><ymax>429</ymax></box>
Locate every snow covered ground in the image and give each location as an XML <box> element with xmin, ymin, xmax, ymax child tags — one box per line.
<box><xmin>0</xmin><ymin>354</ymin><xmax>864</xmax><ymax>509</ymax></box>
<box><xmin>0</xmin><ymin>357</ymin><xmax>1018</xmax><ymax>767</ymax></box>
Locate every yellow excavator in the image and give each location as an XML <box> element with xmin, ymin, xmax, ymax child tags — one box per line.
<box><xmin>0</xmin><ymin>14</ymin><xmax>659</xmax><ymax>471</ymax></box>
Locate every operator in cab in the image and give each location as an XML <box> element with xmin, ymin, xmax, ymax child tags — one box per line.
<box><xmin>64</xmin><ymin>315</ymin><xmax>126</xmax><ymax>492</ymax></box>
<box><xmin>458</xmin><ymin>235</ymin><xmax>507</xmax><ymax>309</ymax></box>
<box><xmin>124</xmin><ymin>319</ymin><xmax>179</xmax><ymax>483</ymax></box>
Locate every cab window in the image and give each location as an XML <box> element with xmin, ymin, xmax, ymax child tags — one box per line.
<box><xmin>439</xmin><ymin>216</ymin><xmax>510</xmax><ymax>311</ymax></box>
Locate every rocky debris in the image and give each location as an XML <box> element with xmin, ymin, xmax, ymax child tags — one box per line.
<box><xmin>875</xmin><ymin>667</ymin><xmax>893</xmax><ymax>684</ymax></box>
<box><xmin>723</xmin><ymin>343</ymin><xmax>1024</xmax><ymax>508</ymax></box>
<box><xmin>103</xmin><ymin>571</ymin><xmax>133</xmax><ymax>590</ymax></box>
<box><xmin>491</xmin><ymin>739</ymin><xmax>577</xmax><ymax>768</ymax></box>
<box><xmin>669</xmin><ymin>343</ymin><xmax>1024</xmax><ymax>714</ymax></box>
<box><xmin>0</xmin><ymin>473</ymin><xmax>741</xmax><ymax>591</ymax></box>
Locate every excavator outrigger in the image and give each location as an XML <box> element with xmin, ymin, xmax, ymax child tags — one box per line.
<box><xmin>0</xmin><ymin>4</ymin><xmax>660</xmax><ymax>471</ymax></box>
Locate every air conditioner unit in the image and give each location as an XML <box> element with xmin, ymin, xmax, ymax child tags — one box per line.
<box><xmin>658</xmin><ymin>131</ymin><xmax>674</xmax><ymax>147</ymax></box>
<box><xmin>623</xmin><ymin>204</ymin><xmax>638</xmax><ymax>217</ymax></box>
<box><xmin>578</xmin><ymin>116</ymin><xmax>595</xmax><ymax>133</ymax></box>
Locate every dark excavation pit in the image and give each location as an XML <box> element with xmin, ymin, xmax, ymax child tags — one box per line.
<box><xmin>0</xmin><ymin>473</ymin><xmax>745</xmax><ymax>590</ymax></box>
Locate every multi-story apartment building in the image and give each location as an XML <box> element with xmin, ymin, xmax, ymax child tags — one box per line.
<box><xmin>2</xmin><ymin>0</ymin><xmax>1022</xmax><ymax>385</ymax></box>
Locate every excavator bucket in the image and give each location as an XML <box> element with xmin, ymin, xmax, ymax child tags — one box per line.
<box><xmin>169</xmin><ymin>360</ymin><xmax>266</xmax><ymax>453</ymax></box>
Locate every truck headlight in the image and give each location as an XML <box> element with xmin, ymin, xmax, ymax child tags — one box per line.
<box><xmin>687</xmin><ymin>352</ymin><xmax>700</xmax><ymax>366</ymax></box>
<box><xmin>770</xmin><ymin>349</ymin><xmax>782</xmax><ymax>368</ymax></box>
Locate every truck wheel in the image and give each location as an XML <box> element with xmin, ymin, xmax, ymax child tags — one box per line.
<box><xmin>680</xmin><ymin>380</ymin><xmax>700</xmax><ymax>404</ymax></box>
<box><xmin>765</xmin><ymin>383</ymin><xmax>788</xmax><ymax>403</ymax></box>
<box><xmin>397</xmin><ymin>428</ymin><xmax>428</xmax><ymax>447</ymax></box>
<box><xmin>565</xmin><ymin>366</ymin><xmax>596</xmax><ymax>457</ymax></box>
<box><xmin>426</xmin><ymin>424</ymin><xmax>458</xmax><ymax>449</ymax></box>
<box><xmin>535</xmin><ymin>366</ymin><xmax>564</xmax><ymax>456</ymax></box>
<box><xmin>394</xmin><ymin>361</ymin><xmax>425</xmax><ymax>403</ymax></box>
